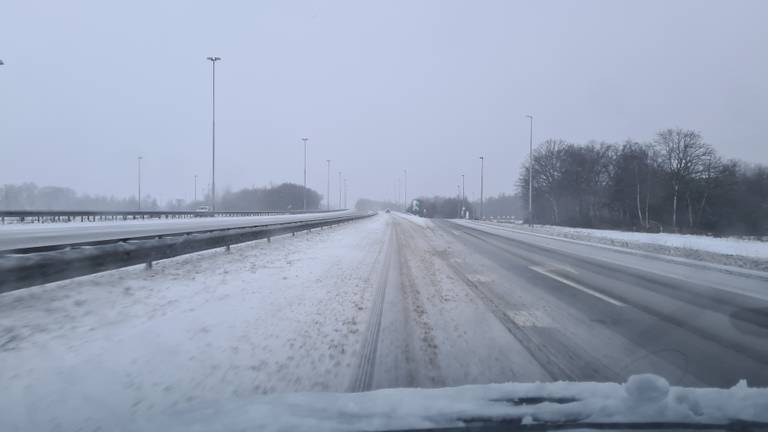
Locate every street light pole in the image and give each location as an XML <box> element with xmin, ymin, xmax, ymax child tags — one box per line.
<box><xmin>344</xmin><ymin>178</ymin><xmax>348</xmax><ymax>208</ymax></box>
<box><xmin>397</xmin><ymin>178</ymin><xmax>401</xmax><ymax>210</ymax></box>
<box><xmin>526</xmin><ymin>114</ymin><xmax>534</xmax><ymax>228</ymax></box>
<box><xmin>461</xmin><ymin>174</ymin><xmax>465</xmax><ymax>218</ymax></box>
<box><xmin>326</xmin><ymin>159</ymin><xmax>331</xmax><ymax>211</ymax></box>
<box><xmin>206</xmin><ymin>56</ymin><xmax>221</xmax><ymax>212</ymax></box>
<box><xmin>403</xmin><ymin>169</ymin><xmax>408</xmax><ymax>210</ymax></box>
<box><xmin>194</xmin><ymin>174</ymin><xmax>198</xmax><ymax>202</ymax></box>
<box><xmin>137</xmin><ymin>156</ymin><xmax>143</xmax><ymax>210</ymax></box>
<box><xmin>301</xmin><ymin>137</ymin><xmax>308</xmax><ymax>211</ymax></box>
<box><xmin>338</xmin><ymin>171</ymin><xmax>342</xmax><ymax>208</ymax></box>
<box><xmin>479</xmin><ymin>156</ymin><xmax>484</xmax><ymax>220</ymax></box>
<box><xmin>457</xmin><ymin>185</ymin><xmax>461</xmax><ymax>218</ymax></box>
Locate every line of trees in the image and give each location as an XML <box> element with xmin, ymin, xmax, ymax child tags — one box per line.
<box><xmin>218</xmin><ymin>183</ymin><xmax>321</xmax><ymax>211</ymax></box>
<box><xmin>0</xmin><ymin>182</ymin><xmax>322</xmax><ymax>212</ymax></box>
<box><xmin>517</xmin><ymin>128</ymin><xmax>768</xmax><ymax>235</ymax></box>
<box><xmin>475</xmin><ymin>193</ymin><xmax>523</xmax><ymax>219</ymax></box>
<box><xmin>0</xmin><ymin>183</ymin><xmax>160</xmax><ymax>211</ymax></box>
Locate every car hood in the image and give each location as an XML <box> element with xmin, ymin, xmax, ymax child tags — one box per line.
<box><xmin>136</xmin><ymin>374</ymin><xmax>768</xmax><ymax>432</ymax></box>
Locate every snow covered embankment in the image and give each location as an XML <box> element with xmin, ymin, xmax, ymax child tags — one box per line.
<box><xmin>0</xmin><ymin>215</ymin><xmax>387</xmax><ymax>431</ymax></box>
<box><xmin>482</xmin><ymin>221</ymin><xmax>768</xmax><ymax>272</ymax></box>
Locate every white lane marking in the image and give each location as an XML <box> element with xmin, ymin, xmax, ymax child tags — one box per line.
<box><xmin>539</xmin><ymin>263</ymin><xmax>577</xmax><ymax>275</ymax></box>
<box><xmin>459</xmin><ymin>220</ymin><xmax>768</xmax><ymax>287</ymax></box>
<box><xmin>529</xmin><ymin>265</ymin><xmax>626</xmax><ymax>307</ymax></box>
<box><xmin>506</xmin><ymin>309</ymin><xmax>556</xmax><ymax>328</ymax></box>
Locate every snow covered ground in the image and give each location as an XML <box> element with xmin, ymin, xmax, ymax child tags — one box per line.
<box><xmin>0</xmin><ymin>211</ymin><xmax>353</xmax><ymax>230</ymax></box>
<box><xmin>4</xmin><ymin>212</ymin><xmax>768</xmax><ymax>431</ymax></box>
<box><xmin>0</xmin><ymin>210</ymin><xmax>358</xmax><ymax>251</ymax></box>
<box><xmin>479</xmin><ymin>221</ymin><xmax>768</xmax><ymax>271</ymax></box>
<box><xmin>0</xmin><ymin>216</ymin><xmax>385</xmax><ymax>431</ymax></box>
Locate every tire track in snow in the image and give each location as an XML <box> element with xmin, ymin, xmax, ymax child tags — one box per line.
<box><xmin>392</xmin><ymin>220</ymin><xmax>446</xmax><ymax>386</ymax></box>
<box><xmin>348</xmin><ymin>222</ymin><xmax>396</xmax><ymax>392</ymax></box>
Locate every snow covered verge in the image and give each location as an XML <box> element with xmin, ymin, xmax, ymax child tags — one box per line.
<box><xmin>0</xmin><ymin>215</ymin><xmax>387</xmax><ymax>431</ymax></box>
<box><xmin>481</xmin><ymin>221</ymin><xmax>768</xmax><ymax>272</ymax></box>
<box><xmin>28</xmin><ymin>374</ymin><xmax>768</xmax><ymax>431</ymax></box>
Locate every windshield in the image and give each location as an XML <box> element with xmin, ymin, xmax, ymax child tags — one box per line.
<box><xmin>1</xmin><ymin>1</ymin><xmax>767</xmax><ymax>431</ymax></box>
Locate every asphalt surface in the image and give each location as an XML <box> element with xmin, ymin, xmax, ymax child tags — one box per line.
<box><xmin>364</xmin><ymin>215</ymin><xmax>768</xmax><ymax>389</ymax></box>
<box><xmin>0</xmin><ymin>210</ymin><xmax>356</xmax><ymax>251</ymax></box>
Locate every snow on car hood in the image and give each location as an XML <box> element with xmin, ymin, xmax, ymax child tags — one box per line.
<box><xmin>143</xmin><ymin>374</ymin><xmax>768</xmax><ymax>431</ymax></box>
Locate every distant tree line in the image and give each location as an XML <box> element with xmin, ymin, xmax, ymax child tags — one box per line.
<box><xmin>0</xmin><ymin>183</ymin><xmax>159</xmax><ymax>211</ymax></box>
<box><xmin>0</xmin><ymin>182</ymin><xmax>322</xmax><ymax>212</ymax></box>
<box><xmin>474</xmin><ymin>193</ymin><xmax>524</xmax><ymax>219</ymax></box>
<box><xmin>218</xmin><ymin>183</ymin><xmax>321</xmax><ymax>211</ymax></box>
<box><xmin>517</xmin><ymin>128</ymin><xmax>768</xmax><ymax>235</ymax></box>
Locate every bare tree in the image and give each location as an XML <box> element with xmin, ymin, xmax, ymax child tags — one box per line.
<box><xmin>691</xmin><ymin>152</ymin><xmax>723</xmax><ymax>227</ymax></box>
<box><xmin>532</xmin><ymin>139</ymin><xmax>568</xmax><ymax>224</ymax></box>
<box><xmin>654</xmin><ymin>128</ymin><xmax>714</xmax><ymax>231</ymax></box>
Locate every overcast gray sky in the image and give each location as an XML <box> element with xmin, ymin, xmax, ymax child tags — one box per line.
<box><xmin>2</xmin><ymin>0</ymin><xmax>767</xmax><ymax>205</ymax></box>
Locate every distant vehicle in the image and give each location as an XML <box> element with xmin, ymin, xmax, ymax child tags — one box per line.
<box><xmin>194</xmin><ymin>206</ymin><xmax>212</xmax><ymax>216</ymax></box>
<box><xmin>384</xmin><ymin>208</ymin><xmax>391</xmax><ymax>213</ymax></box>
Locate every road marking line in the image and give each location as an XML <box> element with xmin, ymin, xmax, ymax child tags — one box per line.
<box><xmin>529</xmin><ymin>265</ymin><xmax>626</xmax><ymax>307</ymax></box>
<box><xmin>537</xmin><ymin>263</ymin><xmax>577</xmax><ymax>274</ymax></box>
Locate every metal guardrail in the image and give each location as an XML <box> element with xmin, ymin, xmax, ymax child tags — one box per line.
<box><xmin>0</xmin><ymin>209</ymin><xmax>340</xmax><ymax>224</ymax></box>
<box><xmin>0</xmin><ymin>212</ymin><xmax>374</xmax><ymax>294</ymax></box>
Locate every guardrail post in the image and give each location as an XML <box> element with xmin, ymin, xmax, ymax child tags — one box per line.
<box><xmin>145</xmin><ymin>259</ymin><xmax>153</xmax><ymax>270</ymax></box>
<box><xmin>225</xmin><ymin>244</ymin><xmax>231</xmax><ymax>253</ymax></box>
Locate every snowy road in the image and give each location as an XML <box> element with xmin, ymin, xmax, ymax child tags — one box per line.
<box><xmin>1</xmin><ymin>213</ymin><xmax>767</xmax><ymax>429</ymax></box>
<box><xmin>0</xmin><ymin>210</ymin><xmax>356</xmax><ymax>251</ymax></box>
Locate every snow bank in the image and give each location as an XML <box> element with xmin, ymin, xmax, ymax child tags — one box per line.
<box><xmin>0</xmin><ymin>215</ymin><xmax>387</xmax><ymax>431</ymax></box>
<box><xmin>551</xmin><ymin>226</ymin><xmax>768</xmax><ymax>259</ymax></box>
<box><xmin>477</xmin><ymin>221</ymin><xmax>768</xmax><ymax>271</ymax></box>
<box><xmin>0</xmin><ymin>210</ymin><xmax>355</xmax><ymax>231</ymax></box>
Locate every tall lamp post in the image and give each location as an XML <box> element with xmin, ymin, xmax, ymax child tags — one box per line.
<box><xmin>137</xmin><ymin>156</ymin><xmax>143</xmax><ymax>210</ymax></box>
<box><xmin>397</xmin><ymin>178</ymin><xmax>401</xmax><ymax>209</ymax></box>
<box><xmin>338</xmin><ymin>171</ymin><xmax>342</xmax><ymax>208</ymax></box>
<box><xmin>343</xmin><ymin>178</ymin><xmax>348</xmax><ymax>208</ymax></box>
<box><xmin>461</xmin><ymin>173</ymin><xmax>465</xmax><ymax>218</ymax></box>
<box><xmin>206</xmin><ymin>56</ymin><xmax>221</xmax><ymax>212</ymax></box>
<box><xmin>301</xmin><ymin>137</ymin><xmax>308</xmax><ymax>211</ymax></box>
<box><xmin>403</xmin><ymin>169</ymin><xmax>408</xmax><ymax>210</ymax></box>
<box><xmin>526</xmin><ymin>114</ymin><xmax>534</xmax><ymax>228</ymax></box>
<box><xmin>479</xmin><ymin>156</ymin><xmax>484</xmax><ymax>220</ymax></box>
<box><xmin>194</xmin><ymin>174</ymin><xmax>198</xmax><ymax>202</ymax></box>
<box><xmin>457</xmin><ymin>185</ymin><xmax>462</xmax><ymax>218</ymax></box>
<box><xmin>326</xmin><ymin>159</ymin><xmax>331</xmax><ymax>210</ymax></box>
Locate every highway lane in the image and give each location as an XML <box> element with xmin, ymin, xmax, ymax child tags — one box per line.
<box><xmin>365</xmin><ymin>214</ymin><xmax>768</xmax><ymax>389</ymax></box>
<box><xmin>0</xmin><ymin>210</ymin><xmax>356</xmax><ymax>251</ymax></box>
<box><xmin>441</xmin><ymin>219</ymin><xmax>768</xmax><ymax>387</ymax></box>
